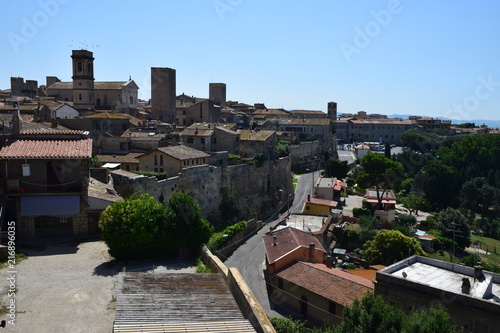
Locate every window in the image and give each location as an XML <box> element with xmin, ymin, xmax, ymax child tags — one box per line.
<box><xmin>160</xmin><ymin>155</ymin><xmax>163</xmax><ymax>166</ymax></box>
<box><xmin>159</xmin><ymin>168</ymin><xmax>163</xmax><ymax>172</ymax></box>
<box><xmin>129</xmin><ymin>96</ymin><xmax>133</xmax><ymax>104</ymax></box>
<box><xmin>187</xmin><ymin>137</ymin><xmax>194</xmax><ymax>144</ymax></box>
<box><xmin>154</xmin><ymin>168</ymin><xmax>158</xmax><ymax>172</ymax></box>
<box><xmin>154</xmin><ymin>155</ymin><xmax>158</xmax><ymax>166</ymax></box>
<box><xmin>87</xmin><ymin>62</ymin><xmax>91</xmax><ymax>73</ymax></box>
<box><xmin>212</xmin><ymin>137</ymin><xmax>217</xmax><ymax>144</ymax></box>
<box><xmin>278</xmin><ymin>278</ymin><xmax>283</xmax><ymax>290</ymax></box>
<box><xmin>201</xmin><ymin>138</ymin><xmax>205</xmax><ymax>144</ymax></box>
<box><xmin>77</xmin><ymin>61</ymin><xmax>82</xmax><ymax>72</ymax></box>
<box><xmin>79</xmin><ymin>93</ymin><xmax>82</xmax><ymax>101</ymax></box>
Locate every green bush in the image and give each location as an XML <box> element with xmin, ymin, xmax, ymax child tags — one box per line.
<box><xmin>353</xmin><ymin>208</ymin><xmax>371</xmax><ymax>218</ymax></box>
<box><xmin>99</xmin><ymin>192</ymin><xmax>213</xmax><ymax>260</ymax></box>
<box><xmin>131</xmin><ymin>170</ymin><xmax>169</xmax><ymax>180</ymax></box>
<box><xmin>207</xmin><ymin>220</ymin><xmax>247</xmax><ymax>252</ymax></box>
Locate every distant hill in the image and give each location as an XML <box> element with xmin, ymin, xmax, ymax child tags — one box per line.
<box><xmin>386</xmin><ymin>114</ymin><xmax>500</xmax><ymax>129</ymax></box>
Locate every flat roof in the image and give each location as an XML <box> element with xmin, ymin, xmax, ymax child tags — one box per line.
<box><xmin>275</xmin><ymin>214</ymin><xmax>327</xmax><ymax>233</ymax></box>
<box><xmin>379</xmin><ymin>256</ymin><xmax>500</xmax><ymax>304</ymax></box>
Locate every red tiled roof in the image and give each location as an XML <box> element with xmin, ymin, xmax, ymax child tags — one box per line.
<box><xmin>343</xmin><ymin>269</ymin><xmax>377</xmax><ymax>281</ymax></box>
<box><xmin>21</xmin><ymin>130</ymin><xmax>88</xmax><ymax>135</ymax></box>
<box><xmin>277</xmin><ymin>262</ymin><xmax>374</xmax><ymax>306</ymax></box>
<box><xmin>263</xmin><ymin>227</ymin><xmax>326</xmax><ymax>265</ymax></box>
<box><xmin>307</xmin><ymin>197</ymin><xmax>338</xmax><ymax>207</ymax></box>
<box><xmin>0</xmin><ymin>138</ymin><xmax>92</xmax><ymax>159</ymax></box>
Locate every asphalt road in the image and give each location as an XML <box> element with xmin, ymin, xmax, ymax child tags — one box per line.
<box><xmin>224</xmin><ymin>171</ymin><xmax>316</xmax><ymax>318</ymax></box>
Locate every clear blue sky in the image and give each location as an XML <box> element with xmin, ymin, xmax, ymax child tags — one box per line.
<box><xmin>2</xmin><ymin>0</ymin><xmax>500</xmax><ymax>120</ymax></box>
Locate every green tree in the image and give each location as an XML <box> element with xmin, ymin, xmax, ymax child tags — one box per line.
<box><xmin>359</xmin><ymin>215</ymin><xmax>378</xmax><ymax>242</ymax></box>
<box><xmin>323</xmin><ymin>158</ymin><xmax>349</xmax><ymax>179</ymax></box>
<box><xmin>399</xmin><ymin>193</ymin><xmax>429</xmax><ymax>215</ymax></box>
<box><xmin>397</xmin><ymin>214</ymin><xmax>417</xmax><ymax>228</ymax></box>
<box><xmin>90</xmin><ymin>155</ymin><xmax>102</xmax><ymax>168</ymax></box>
<box><xmin>270</xmin><ymin>316</ymin><xmax>310</xmax><ymax>333</ymax></box>
<box><xmin>461</xmin><ymin>177</ymin><xmax>497</xmax><ymax>219</ymax></box>
<box><xmin>364</xmin><ymin>230</ymin><xmax>425</xmax><ymax>265</ymax></box>
<box><xmin>166</xmin><ymin>192</ymin><xmax>213</xmax><ymax>255</ymax></box>
<box><xmin>99</xmin><ymin>194</ymin><xmax>170</xmax><ymax>260</ymax></box>
<box><xmin>356</xmin><ymin>152</ymin><xmax>403</xmax><ymax>213</ymax></box>
<box><xmin>436</xmin><ymin>207</ymin><xmax>471</xmax><ymax>250</ymax></box>
<box><xmin>334</xmin><ymin>293</ymin><xmax>461</xmax><ymax>333</ymax></box>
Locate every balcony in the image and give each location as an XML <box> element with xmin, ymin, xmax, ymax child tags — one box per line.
<box><xmin>7</xmin><ymin>177</ymin><xmax>83</xmax><ymax>195</ymax></box>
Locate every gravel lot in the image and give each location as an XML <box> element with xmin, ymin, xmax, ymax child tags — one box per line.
<box><xmin>0</xmin><ymin>240</ymin><xmax>195</xmax><ymax>333</ymax></box>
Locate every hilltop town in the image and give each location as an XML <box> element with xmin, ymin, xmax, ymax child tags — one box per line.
<box><xmin>1</xmin><ymin>50</ymin><xmax>500</xmax><ymax>332</ymax></box>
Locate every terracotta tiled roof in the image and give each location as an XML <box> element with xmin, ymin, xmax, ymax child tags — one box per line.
<box><xmin>21</xmin><ymin>129</ymin><xmax>88</xmax><ymax>135</ymax></box>
<box><xmin>307</xmin><ymin>197</ymin><xmax>338</xmax><ymax>207</ymax></box>
<box><xmin>343</xmin><ymin>269</ymin><xmax>377</xmax><ymax>281</ymax></box>
<box><xmin>238</xmin><ymin>130</ymin><xmax>275</xmax><ymax>141</ymax></box>
<box><xmin>263</xmin><ymin>227</ymin><xmax>326</xmax><ymax>265</ymax></box>
<box><xmin>97</xmin><ymin>153</ymin><xmax>141</xmax><ymax>164</ymax></box>
<box><xmin>156</xmin><ymin>145</ymin><xmax>210</xmax><ymax>160</ymax></box>
<box><xmin>48</xmin><ymin>81</ymin><xmax>131</xmax><ymax>90</ymax></box>
<box><xmin>290</xmin><ymin>110</ymin><xmax>326</xmax><ymax>115</ymax></box>
<box><xmin>278</xmin><ymin>118</ymin><xmax>330</xmax><ymax>126</ymax></box>
<box><xmin>0</xmin><ymin>138</ymin><xmax>92</xmax><ymax>159</ymax></box>
<box><xmin>180</xmin><ymin>128</ymin><xmax>214</xmax><ymax>137</ymax></box>
<box><xmin>83</xmin><ymin>112</ymin><xmax>129</xmax><ymax>119</ymax></box>
<box><xmin>350</xmin><ymin>119</ymin><xmax>414</xmax><ymax>125</ymax></box>
<box><xmin>277</xmin><ymin>261</ymin><xmax>374</xmax><ymax>306</ymax></box>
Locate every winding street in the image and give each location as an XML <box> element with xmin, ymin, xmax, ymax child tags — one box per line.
<box><xmin>223</xmin><ymin>172</ymin><xmax>317</xmax><ymax>318</ymax></box>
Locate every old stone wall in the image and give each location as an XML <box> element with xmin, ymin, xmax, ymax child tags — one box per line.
<box><xmin>111</xmin><ymin>157</ymin><xmax>292</xmax><ymax>221</ymax></box>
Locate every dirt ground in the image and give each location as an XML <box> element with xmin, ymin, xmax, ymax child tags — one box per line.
<box><xmin>0</xmin><ymin>240</ymin><xmax>195</xmax><ymax>333</ymax></box>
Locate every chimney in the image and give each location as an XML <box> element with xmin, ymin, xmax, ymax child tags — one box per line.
<box><xmin>12</xmin><ymin>103</ymin><xmax>21</xmax><ymax>135</ymax></box>
<box><xmin>474</xmin><ymin>265</ymin><xmax>484</xmax><ymax>281</ymax></box>
<box><xmin>325</xmin><ymin>255</ymin><xmax>333</xmax><ymax>268</ymax></box>
<box><xmin>461</xmin><ymin>277</ymin><xmax>471</xmax><ymax>294</ymax></box>
<box><xmin>309</xmin><ymin>243</ymin><xmax>315</xmax><ymax>262</ymax></box>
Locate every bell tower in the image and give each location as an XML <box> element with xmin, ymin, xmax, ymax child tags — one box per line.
<box><xmin>72</xmin><ymin>50</ymin><xmax>95</xmax><ymax>112</ymax></box>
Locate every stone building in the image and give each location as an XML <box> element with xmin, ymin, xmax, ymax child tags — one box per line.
<box><xmin>238</xmin><ymin>129</ymin><xmax>277</xmax><ymax>160</ymax></box>
<box><xmin>10</xmin><ymin>77</ymin><xmax>38</xmax><ymax>98</ymax></box>
<box><xmin>0</xmin><ymin>116</ymin><xmax>92</xmax><ymax>238</ymax></box>
<box><xmin>180</xmin><ymin>123</ymin><xmax>240</xmax><ymax>154</ymax></box>
<box><xmin>209</xmin><ymin>83</ymin><xmax>226</xmax><ymax>106</ymax></box>
<box><xmin>46</xmin><ymin>50</ymin><xmax>139</xmax><ymax>114</ymax></box>
<box><xmin>376</xmin><ymin>256</ymin><xmax>500</xmax><ymax>332</ymax></box>
<box><xmin>176</xmin><ymin>100</ymin><xmax>221</xmax><ymax>127</ymax></box>
<box><xmin>151</xmin><ymin>67</ymin><xmax>176</xmax><ymax>123</ymax></box>
<box><xmin>137</xmin><ymin>145</ymin><xmax>212</xmax><ymax>175</ymax></box>
<box><xmin>336</xmin><ymin>111</ymin><xmax>419</xmax><ymax>145</ymax></box>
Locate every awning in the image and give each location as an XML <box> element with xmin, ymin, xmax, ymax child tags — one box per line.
<box><xmin>366</xmin><ymin>199</ymin><xmax>397</xmax><ymax>205</ymax></box>
<box><xmin>102</xmin><ymin>163</ymin><xmax>121</xmax><ymax>169</ymax></box>
<box><xmin>20</xmin><ymin>195</ymin><xmax>80</xmax><ymax>217</ymax></box>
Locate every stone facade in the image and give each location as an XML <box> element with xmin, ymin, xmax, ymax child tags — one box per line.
<box><xmin>111</xmin><ymin>157</ymin><xmax>292</xmax><ymax>221</ymax></box>
<box><xmin>151</xmin><ymin>67</ymin><xmax>176</xmax><ymax>123</ymax></box>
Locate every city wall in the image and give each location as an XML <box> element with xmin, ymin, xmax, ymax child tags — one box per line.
<box><xmin>111</xmin><ymin>157</ymin><xmax>292</xmax><ymax>221</ymax></box>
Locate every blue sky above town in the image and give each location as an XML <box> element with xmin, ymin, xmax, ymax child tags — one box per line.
<box><xmin>1</xmin><ymin>0</ymin><xmax>500</xmax><ymax>120</ymax></box>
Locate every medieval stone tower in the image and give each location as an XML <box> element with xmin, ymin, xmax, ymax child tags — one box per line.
<box><xmin>209</xmin><ymin>83</ymin><xmax>226</xmax><ymax>106</ymax></box>
<box><xmin>327</xmin><ymin>101</ymin><xmax>337</xmax><ymax>120</ymax></box>
<box><xmin>71</xmin><ymin>50</ymin><xmax>95</xmax><ymax>111</ymax></box>
<box><xmin>151</xmin><ymin>67</ymin><xmax>176</xmax><ymax>123</ymax></box>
